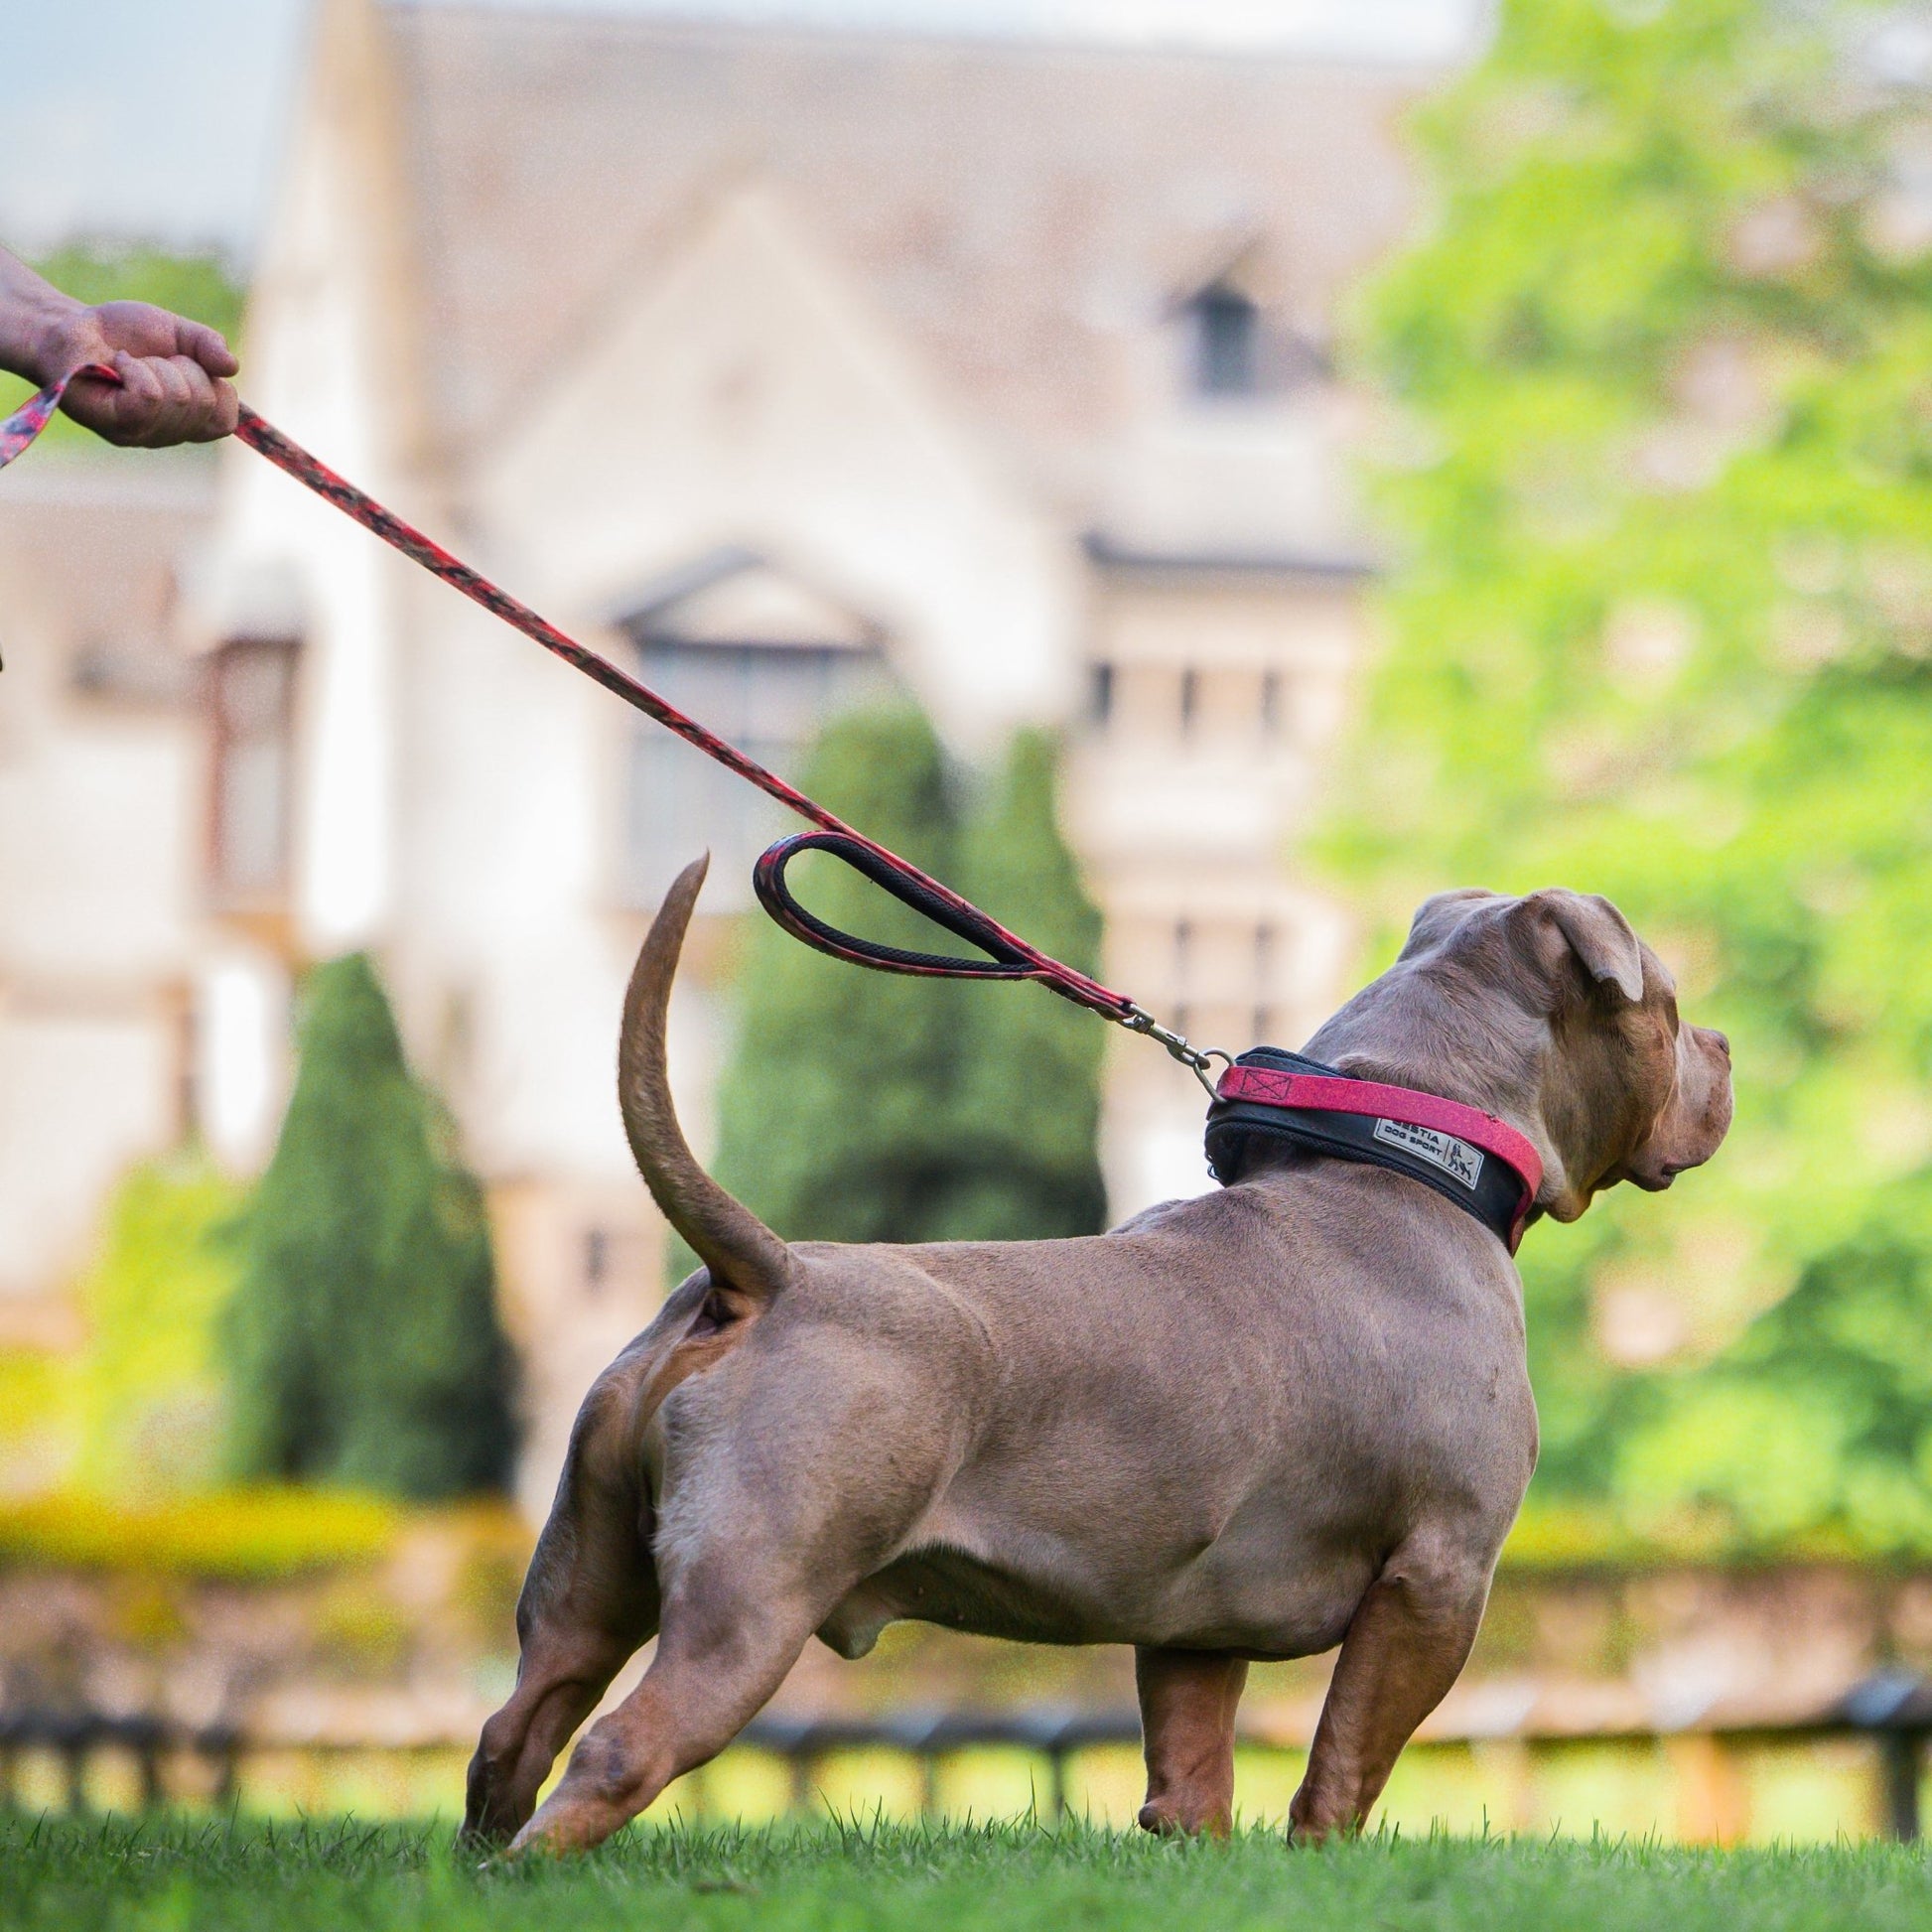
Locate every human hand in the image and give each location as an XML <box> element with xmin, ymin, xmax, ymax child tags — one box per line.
<box><xmin>38</xmin><ymin>299</ymin><xmax>240</xmax><ymax>447</ymax></box>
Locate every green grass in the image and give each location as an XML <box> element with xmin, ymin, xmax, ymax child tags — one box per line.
<box><xmin>4</xmin><ymin>1813</ymin><xmax>1932</xmax><ymax>1931</ymax></box>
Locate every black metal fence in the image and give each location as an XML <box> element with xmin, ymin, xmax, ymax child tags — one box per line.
<box><xmin>4</xmin><ymin>1677</ymin><xmax>1932</xmax><ymax>1837</ymax></box>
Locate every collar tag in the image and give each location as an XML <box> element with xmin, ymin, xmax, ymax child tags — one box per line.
<box><xmin>1372</xmin><ymin>1117</ymin><xmax>1484</xmax><ymax>1190</ymax></box>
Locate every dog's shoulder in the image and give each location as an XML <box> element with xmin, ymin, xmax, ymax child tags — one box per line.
<box><xmin>1107</xmin><ymin>1196</ymin><xmax>1201</xmax><ymax>1237</ymax></box>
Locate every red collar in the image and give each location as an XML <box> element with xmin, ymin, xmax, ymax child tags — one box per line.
<box><xmin>1210</xmin><ymin>1061</ymin><xmax>1545</xmax><ymax>1254</ymax></box>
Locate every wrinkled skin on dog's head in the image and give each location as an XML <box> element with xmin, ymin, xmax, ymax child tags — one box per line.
<box><xmin>1299</xmin><ymin>889</ymin><xmax>1732</xmax><ymax>1226</ymax></box>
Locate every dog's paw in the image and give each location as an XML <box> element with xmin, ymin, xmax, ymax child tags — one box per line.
<box><xmin>1137</xmin><ymin>1798</ymin><xmax>1232</xmax><ymax>1839</ymax></box>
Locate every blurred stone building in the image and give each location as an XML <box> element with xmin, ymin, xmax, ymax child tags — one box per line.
<box><xmin>1</xmin><ymin>0</ymin><xmax>1439</xmax><ymax>1512</ymax></box>
<box><xmin>0</xmin><ymin>462</ymin><xmax>212</xmax><ymax>1353</ymax></box>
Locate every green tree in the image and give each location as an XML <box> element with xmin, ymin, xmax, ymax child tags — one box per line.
<box><xmin>0</xmin><ymin>1156</ymin><xmax>242</xmax><ymax>1500</ymax></box>
<box><xmin>712</xmin><ymin>705</ymin><xmax>967</xmax><ymax>1245</ymax></box>
<box><xmin>709</xmin><ymin>706</ymin><xmax>1108</xmax><ymax>1252</ymax></box>
<box><xmin>936</xmin><ymin>729</ymin><xmax>1108</xmax><ymax>1242</ymax></box>
<box><xmin>71</xmin><ymin>1156</ymin><xmax>242</xmax><ymax>1498</ymax></box>
<box><xmin>222</xmin><ymin>954</ymin><xmax>517</xmax><ymax>1500</ymax></box>
<box><xmin>1344</xmin><ymin>0</ymin><xmax>1932</xmax><ymax>1549</ymax></box>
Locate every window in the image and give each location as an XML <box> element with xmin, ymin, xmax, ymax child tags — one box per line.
<box><xmin>171</xmin><ymin>985</ymin><xmax>199</xmax><ymax>1145</ymax></box>
<box><xmin>1089</xmin><ymin>661</ymin><xmax>1116</xmax><ymax>728</ymax></box>
<box><xmin>1180</xmin><ymin>279</ymin><xmax>1329</xmax><ymax>403</ymax></box>
<box><xmin>208</xmin><ymin>637</ymin><xmax>298</xmax><ymax>904</ymax></box>
<box><xmin>621</xmin><ymin>638</ymin><xmax>885</xmax><ymax>909</ymax></box>
<box><xmin>1189</xmin><ymin>284</ymin><xmax>1261</xmax><ymax>398</ymax></box>
<box><xmin>1254</xmin><ymin>923</ymin><xmax>1277</xmax><ymax>1045</ymax></box>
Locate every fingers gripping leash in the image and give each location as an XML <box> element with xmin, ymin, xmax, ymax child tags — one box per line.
<box><xmin>1</xmin><ymin>365</ymin><xmax>1226</xmax><ymax>1092</ymax></box>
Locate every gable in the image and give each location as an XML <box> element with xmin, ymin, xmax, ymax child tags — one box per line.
<box><xmin>617</xmin><ymin>546</ymin><xmax>884</xmax><ymax>653</ymax></box>
<box><xmin>471</xmin><ymin>180</ymin><xmax>1078</xmax><ymax>745</ymax></box>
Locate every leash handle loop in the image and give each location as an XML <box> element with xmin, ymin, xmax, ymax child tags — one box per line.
<box><xmin>0</xmin><ymin>362</ymin><xmax>120</xmax><ymax>469</ymax></box>
<box><xmin>754</xmin><ymin>830</ymin><xmax>1040</xmax><ymax>981</ymax></box>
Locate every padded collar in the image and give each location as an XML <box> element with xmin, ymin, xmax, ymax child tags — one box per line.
<box><xmin>1203</xmin><ymin>1047</ymin><xmax>1543</xmax><ymax>1254</ymax></box>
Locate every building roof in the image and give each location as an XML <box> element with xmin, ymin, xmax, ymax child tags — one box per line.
<box><xmin>383</xmin><ymin>4</ymin><xmax>1435</xmax><ymax>470</ymax></box>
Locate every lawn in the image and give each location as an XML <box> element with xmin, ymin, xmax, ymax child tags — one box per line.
<box><xmin>5</xmin><ymin>1814</ymin><xmax>1932</xmax><ymax>1931</ymax></box>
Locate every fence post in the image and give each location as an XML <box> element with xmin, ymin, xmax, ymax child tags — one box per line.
<box><xmin>207</xmin><ymin>1728</ymin><xmax>239</xmax><ymax>1808</ymax></box>
<box><xmin>1045</xmin><ymin>1746</ymin><xmax>1068</xmax><ymax>1823</ymax></box>
<box><xmin>788</xmin><ymin>1747</ymin><xmax>816</xmax><ymax>1815</ymax></box>
<box><xmin>1880</xmin><ymin>1731</ymin><xmax>1921</xmax><ymax>1842</ymax></box>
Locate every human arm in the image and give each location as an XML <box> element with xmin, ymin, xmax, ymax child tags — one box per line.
<box><xmin>0</xmin><ymin>246</ymin><xmax>239</xmax><ymax>447</ymax></box>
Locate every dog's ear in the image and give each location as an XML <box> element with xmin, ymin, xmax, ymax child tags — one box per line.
<box><xmin>1517</xmin><ymin>890</ymin><xmax>1646</xmax><ymax>1004</ymax></box>
<box><xmin>1400</xmin><ymin>889</ymin><xmax>1496</xmax><ymax>960</ymax></box>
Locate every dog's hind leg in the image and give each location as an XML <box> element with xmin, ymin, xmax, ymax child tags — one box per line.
<box><xmin>506</xmin><ymin>1327</ymin><xmax>974</xmax><ymax>1859</ymax></box>
<box><xmin>461</xmin><ymin>1387</ymin><xmax>658</xmax><ymax>1845</ymax></box>
<box><xmin>506</xmin><ymin>1538</ymin><xmax>834</xmax><ymax>1855</ymax></box>
<box><xmin>1286</xmin><ymin>1532</ymin><xmax>1491</xmax><ymax>1843</ymax></box>
<box><xmin>1135</xmin><ymin>1647</ymin><xmax>1249</xmax><ymax>1837</ymax></box>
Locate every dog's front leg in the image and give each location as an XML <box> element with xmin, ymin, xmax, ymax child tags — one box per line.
<box><xmin>1288</xmin><ymin>1536</ymin><xmax>1490</xmax><ymax>1842</ymax></box>
<box><xmin>1135</xmin><ymin>1647</ymin><xmax>1249</xmax><ymax>1837</ymax></box>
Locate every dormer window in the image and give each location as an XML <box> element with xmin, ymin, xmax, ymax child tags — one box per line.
<box><xmin>615</xmin><ymin>549</ymin><xmax>890</xmax><ymax>910</ymax></box>
<box><xmin>1176</xmin><ymin>265</ymin><xmax>1327</xmax><ymax>404</ymax></box>
<box><xmin>1189</xmin><ymin>283</ymin><xmax>1261</xmax><ymax>398</ymax></box>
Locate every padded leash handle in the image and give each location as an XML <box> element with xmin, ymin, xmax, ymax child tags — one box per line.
<box><xmin>751</xmin><ymin>830</ymin><xmax>1225</xmax><ymax>1093</ymax></box>
<box><xmin>0</xmin><ymin>360</ymin><xmax>118</xmax><ymax>469</ymax></box>
<box><xmin>753</xmin><ymin>830</ymin><xmax>1043</xmax><ymax>981</ymax></box>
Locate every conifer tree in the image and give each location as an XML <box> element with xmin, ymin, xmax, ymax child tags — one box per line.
<box><xmin>936</xmin><ymin>729</ymin><xmax>1108</xmax><ymax>1241</ymax></box>
<box><xmin>709</xmin><ymin>706</ymin><xmax>1108</xmax><ymax>1255</ymax></box>
<box><xmin>221</xmin><ymin>954</ymin><xmax>517</xmax><ymax>1499</ymax></box>
<box><xmin>712</xmin><ymin>705</ymin><xmax>966</xmax><ymax>1244</ymax></box>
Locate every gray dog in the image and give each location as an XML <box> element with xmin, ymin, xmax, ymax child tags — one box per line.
<box><xmin>463</xmin><ymin>860</ymin><xmax>1731</xmax><ymax>1852</ymax></box>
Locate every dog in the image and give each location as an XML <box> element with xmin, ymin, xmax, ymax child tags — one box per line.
<box><xmin>463</xmin><ymin>861</ymin><xmax>1731</xmax><ymax>1852</ymax></box>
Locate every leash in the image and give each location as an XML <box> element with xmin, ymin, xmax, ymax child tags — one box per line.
<box><xmin>4</xmin><ymin>368</ymin><xmax>1562</xmax><ymax>1249</ymax></box>
<box><xmin>1</xmin><ymin>364</ymin><xmax>1223</xmax><ymax>1091</ymax></box>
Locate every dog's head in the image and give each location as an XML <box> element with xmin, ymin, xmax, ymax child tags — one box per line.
<box><xmin>1303</xmin><ymin>889</ymin><xmax>1732</xmax><ymax>1224</ymax></box>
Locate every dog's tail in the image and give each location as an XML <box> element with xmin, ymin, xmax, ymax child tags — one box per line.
<box><xmin>619</xmin><ymin>854</ymin><xmax>791</xmax><ymax>1304</ymax></box>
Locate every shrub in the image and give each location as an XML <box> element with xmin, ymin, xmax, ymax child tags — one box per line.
<box><xmin>712</xmin><ymin>706</ymin><xmax>964</xmax><ymax>1246</ymax></box>
<box><xmin>0</xmin><ymin>1487</ymin><xmax>399</xmax><ymax>1582</ymax></box>
<box><xmin>71</xmin><ymin>1155</ymin><xmax>242</xmax><ymax>1496</ymax></box>
<box><xmin>933</xmin><ymin>729</ymin><xmax>1107</xmax><ymax>1242</ymax></box>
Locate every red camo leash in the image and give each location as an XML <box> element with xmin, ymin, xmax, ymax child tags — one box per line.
<box><xmin>1</xmin><ymin>364</ymin><xmax>1223</xmax><ymax>1091</ymax></box>
<box><xmin>4</xmin><ymin>364</ymin><xmax>1559</xmax><ymax>1248</ymax></box>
